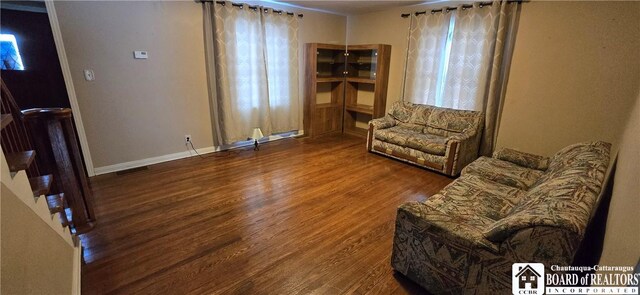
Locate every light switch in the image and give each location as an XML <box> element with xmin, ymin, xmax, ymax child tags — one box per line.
<box><xmin>83</xmin><ymin>69</ymin><xmax>95</xmax><ymax>81</ymax></box>
<box><xmin>133</xmin><ymin>51</ymin><xmax>148</xmax><ymax>59</ymax></box>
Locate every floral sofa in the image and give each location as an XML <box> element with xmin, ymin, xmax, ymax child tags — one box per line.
<box><xmin>367</xmin><ymin>101</ymin><xmax>483</xmax><ymax>176</ymax></box>
<box><xmin>391</xmin><ymin>141</ymin><xmax>611</xmax><ymax>294</ymax></box>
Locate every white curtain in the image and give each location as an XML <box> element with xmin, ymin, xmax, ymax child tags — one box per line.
<box><xmin>403</xmin><ymin>11</ymin><xmax>451</xmax><ymax>105</ymax></box>
<box><xmin>402</xmin><ymin>1</ymin><xmax>520</xmax><ymax>155</ymax></box>
<box><xmin>441</xmin><ymin>3</ymin><xmax>500</xmax><ymax>111</ymax></box>
<box><xmin>203</xmin><ymin>2</ymin><xmax>300</xmax><ymax>145</ymax></box>
<box><xmin>262</xmin><ymin>9</ymin><xmax>300</xmax><ymax>134</ymax></box>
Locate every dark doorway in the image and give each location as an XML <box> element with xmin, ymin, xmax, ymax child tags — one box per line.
<box><xmin>1</xmin><ymin>1</ymin><xmax>71</xmax><ymax>109</ymax></box>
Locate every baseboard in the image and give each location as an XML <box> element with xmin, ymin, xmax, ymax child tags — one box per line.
<box><xmin>72</xmin><ymin>245</ymin><xmax>82</xmax><ymax>295</ymax></box>
<box><xmin>93</xmin><ymin>130</ymin><xmax>304</xmax><ymax>175</ymax></box>
<box><xmin>93</xmin><ymin>146</ymin><xmax>217</xmax><ymax>175</ymax></box>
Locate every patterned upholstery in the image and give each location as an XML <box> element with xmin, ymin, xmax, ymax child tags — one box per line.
<box><xmin>391</xmin><ymin>141</ymin><xmax>611</xmax><ymax>294</ymax></box>
<box><xmin>493</xmin><ymin>148</ymin><xmax>550</xmax><ymax>171</ymax></box>
<box><xmin>461</xmin><ymin>157</ymin><xmax>544</xmax><ymax>190</ymax></box>
<box><xmin>368</xmin><ymin>101</ymin><xmax>484</xmax><ymax>176</ymax></box>
<box><xmin>375</xmin><ymin>126</ymin><xmax>447</xmax><ymax>155</ymax></box>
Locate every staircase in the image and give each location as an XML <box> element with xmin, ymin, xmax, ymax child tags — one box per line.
<box><xmin>1</xmin><ymin>79</ymin><xmax>83</xmax><ymax>293</ymax></box>
<box><xmin>1</xmin><ymin>113</ymin><xmax>81</xmax><ymax>294</ymax></box>
<box><xmin>1</xmin><ymin>122</ymin><xmax>74</xmax><ymax>245</ymax></box>
<box><xmin>1</xmin><ymin>78</ymin><xmax>94</xmax><ymax>233</ymax></box>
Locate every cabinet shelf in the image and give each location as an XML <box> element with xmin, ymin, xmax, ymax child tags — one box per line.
<box><xmin>345</xmin><ymin>104</ymin><xmax>374</xmax><ymax>115</ymax></box>
<box><xmin>316</xmin><ymin>103</ymin><xmax>340</xmax><ymax>108</ymax></box>
<box><xmin>346</xmin><ymin>77</ymin><xmax>376</xmax><ymax>84</ymax></box>
<box><xmin>305</xmin><ymin>43</ymin><xmax>390</xmax><ymax>139</ymax></box>
<box><xmin>348</xmin><ymin>60</ymin><xmax>375</xmax><ymax>65</ymax></box>
<box><xmin>316</xmin><ymin>77</ymin><xmax>344</xmax><ymax>83</ymax></box>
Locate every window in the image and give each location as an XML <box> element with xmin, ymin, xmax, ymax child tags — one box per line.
<box><xmin>530</xmin><ymin>276</ymin><xmax>535</xmax><ymax>281</ymax></box>
<box><xmin>0</xmin><ymin>34</ymin><xmax>25</xmax><ymax>70</ymax></box>
<box><xmin>205</xmin><ymin>3</ymin><xmax>300</xmax><ymax>144</ymax></box>
<box><xmin>434</xmin><ymin>15</ymin><xmax>456</xmax><ymax>106</ymax></box>
<box><xmin>521</xmin><ymin>276</ymin><xmax>526</xmax><ymax>281</ymax></box>
<box><xmin>403</xmin><ymin>4</ymin><xmax>503</xmax><ymax>111</ymax></box>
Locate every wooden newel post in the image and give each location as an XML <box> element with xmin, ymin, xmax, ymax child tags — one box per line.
<box><xmin>22</xmin><ymin>108</ymin><xmax>95</xmax><ymax>234</ymax></box>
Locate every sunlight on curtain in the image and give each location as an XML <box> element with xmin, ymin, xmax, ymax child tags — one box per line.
<box><xmin>212</xmin><ymin>3</ymin><xmax>271</xmax><ymax>143</ymax></box>
<box><xmin>441</xmin><ymin>3</ymin><xmax>500</xmax><ymax>111</ymax></box>
<box><xmin>404</xmin><ymin>3</ymin><xmax>501</xmax><ymax>111</ymax></box>
<box><xmin>263</xmin><ymin>9</ymin><xmax>300</xmax><ymax>133</ymax></box>
<box><xmin>403</xmin><ymin>12</ymin><xmax>451</xmax><ymax>106</ymax></box>
<box><xmin>206</xmin><ymin>2</ymin><xmax>300</xmax><ymax>144</ymax></box>
<box><xmin>401</xmin><ymin>1</ymin><xmax>521</xmax><ymax>155</ymax></box>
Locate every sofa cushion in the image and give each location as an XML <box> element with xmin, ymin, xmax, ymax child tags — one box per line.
<box><xmin>484</xmin><ymin>142</ymin><xmax>610</xmax><ymax>242</ymax></box>
<box><xmin>426</xmin><ymin>174</ymin><xmax>526</xmax><ymax>221</ymax></box>
<box><xmin>535</xmin><ymin>141</ymin><xmax>612</xmax><ymax>186</ymax></box>
<box><xmin>493</xmin><ymin>148</ymin><xmax>550</xmax><ymax>171</ymax></box>
<box><xmin>374</xmin><ymin>126</ymin><xmax>413</xmax><ymax>146</ymax></box>
<box><xmin>408</xmin><ymin>103</ymin><xmax>434</xmax><ymax>125</ymax></box>
<box><xmin>462</xmin><ymin>157</ymin><xmax>544</xmax><ymax>190</ymax></box>
<box><xmin>375</xmin><ymin>126</ymin><xmax>447</xmax><ymax>156</ymax></box>
<box><xmin>483</xmin><ymin>177</ymin><xmax>595</xmax><ymax>242</ymax></box>
<box><xmin>388</xmin><ymin>101</ymin><xmax>414</xmax><ymax>123</ymax></box>
<box><xmin>405</xmin><ymin>133</ymin><xmax>447</xmax><ymax>156</ymax></box>
<box><xmin>371</xmin><ymin>140</ymin><xmax>445</xmax><ymax>166</ymax></box>
<box><xmin>426</xmin><ymin>107</ymin><xmax>480</xmax><ymax>137</ymax></box>
<box><xmin>396</xmin><ymin>122</ymin><xmax>425</xmax><ymax>133</ymax></box>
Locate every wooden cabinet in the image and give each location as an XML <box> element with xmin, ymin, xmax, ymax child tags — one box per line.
<box><xmin>304</xmin><ymin>43</ymin><xmax>391</xmax><ymax>138</ymax></box>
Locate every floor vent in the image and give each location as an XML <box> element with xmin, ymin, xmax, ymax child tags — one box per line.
<box><xmin>115</xmin><ymin>166</ymin><xmax>149</xmax><ymax>176</ymax></box>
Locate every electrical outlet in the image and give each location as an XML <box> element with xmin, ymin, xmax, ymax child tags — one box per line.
<box><xmin>185</xmin><ymin>135</ymin><xmax>191</xmax><ymax>144</ymax></box>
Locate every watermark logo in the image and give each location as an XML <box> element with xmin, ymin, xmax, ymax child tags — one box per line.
<box><xmin>513</xmin><ymin>263</ymin><xmax>545</xmax><ymax>295</ymax></box>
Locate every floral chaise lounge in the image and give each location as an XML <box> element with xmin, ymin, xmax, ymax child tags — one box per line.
<box><xmin>391</xmin><ymin>141</ymin><xmax>611</xmax><ymax>294</ymax></box>
<box><xmin>367</xmin><ymin>101</ymin><xmax>484</xmax><ymax>176</ymax></box>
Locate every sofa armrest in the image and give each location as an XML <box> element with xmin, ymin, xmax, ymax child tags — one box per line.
<box><xmin>499</xmin><ymin>226</ymin><xmax>581</xmax><ymax>267</ymax></box>
<box><xmin>392</xmin><ymin>202</ymin><xmax>500</xmax><ymax>293</ymax></box>
<box><xmin>367</xmin><ymin>115</ymin><xmax>396</xmax><ymax>151</ymax></box>
<box><xmin>444</xmin><ymin>129</ymin><xmax>481</xmax><ymax>175</ymax></box>
<box><xmin>393</xmin><ymin>202</ymin><xmax>499</xmax><ymax>253</ymax></box>
<box><xmin>369</xmin><ymin>115</ymin><xmax>396</xmax><ymax>130</ymax></box>
<box><xmin>492</xmin><ymin>148</ymin><xmax>549</xmax><ymax>171</ymax></box>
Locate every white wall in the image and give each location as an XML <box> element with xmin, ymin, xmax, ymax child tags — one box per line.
<box><xmin>599</xmin><ymin>88</ymin><xmax>640</xmax><ymax>267</ymax></box>
<box><xmin>55</xmin><ymin>1</ymin><xmax>212</xmax><ymax>169</ymax></box>
<box><xmin>496</xmin><ymin>1</ymin><xmax>640</xmax><ymax>156</ymax></box>
<box><xmin>54</xmin><ymin>1</ymin><xmax>346</xmax><ymax>171</ymax></box>
<box><xmin>1</xmin><ymin>185</ymin><xmax>75</xmax><ymax>295</ymax></box>
<box><xmin>346</xmin><ymin>1</ymin><xmax>640</xmax><ymax>157</ymax></box>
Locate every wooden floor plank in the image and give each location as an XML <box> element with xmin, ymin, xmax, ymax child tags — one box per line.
<box><xmin>81</xmin><ymin>135</ymin><xmax>452</xmax><ymax>294</ymax></box>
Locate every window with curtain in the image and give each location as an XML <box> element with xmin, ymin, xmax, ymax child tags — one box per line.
<box><xmin>404</xmin><ymin>3</ymin><xmax>503</xmax><ymax>111</ymax></box>
<box><xmin>402</xmin><ymin>1</ymin><xmax>520</xmax><ymax>155</ymax></box>
<box><xmin>203</xmin><ymin>2</ymin><xmax>300</xmax><ymax>145</ymax></box>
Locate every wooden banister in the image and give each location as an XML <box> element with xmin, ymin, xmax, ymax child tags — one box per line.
<box><xmin>1</xmin><ymin>80</ymin><xmax>40</xmax><ymax>178</ymax></box>
<box><xmin>1</xmin><ymin>78</ymin><xmax>95</xmax><ymax>234</ymax></box>
<box><xmin>23</xmin><ymin>108</ymin><xmax>96</xmax><ymax>233</ymax></box>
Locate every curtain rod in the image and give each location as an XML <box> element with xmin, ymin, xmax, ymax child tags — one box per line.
<box><xmin>400</xmin><ymin>0</ymin><xmax>523</xmax><ymax>18</ymax></box>
<box><xmin>196</xmin><ymin>0</ymin><xmax>303</xmax><ymax>18</ymax></box>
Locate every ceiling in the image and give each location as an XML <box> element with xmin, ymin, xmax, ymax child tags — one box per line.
<box><xmin>278</xmin><ymin>1</ymin><xmax>427</xmax><ymax>15</ymax></box>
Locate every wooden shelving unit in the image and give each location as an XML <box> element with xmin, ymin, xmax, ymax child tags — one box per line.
<box><xmin>304</xmin><ymin>43</ymin><xmax>391</xmax><ymax>138</ymax></box>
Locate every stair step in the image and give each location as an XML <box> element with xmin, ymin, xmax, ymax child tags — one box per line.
<box><xmin>45</xmin><ymin>193</ymin><xmax>65</xmax><ymax>214</ymax></box>
<box><xmin>0</xmin><ymin>113</ymin><xmax>12</xmax><ymax>130</ymax></box>
<box><xmin>6</xmin><ymin>150</ymin><xmax>36</xmax><ymax>173</ymax></box>
<box><xmin>62</xmin><ymin>207</ymin><xmax>72</xmax><ymax>228</ymax></box>
<box><xmin>29</xmin><ymin>174</ymin><xmax>53</xmax><ymax>197</ymax></box>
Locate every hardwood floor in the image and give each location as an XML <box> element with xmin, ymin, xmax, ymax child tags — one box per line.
<box><xmin>81</xmin><ymin>134</ymin><xmax>453</xmax><ymax>294</ymax></box>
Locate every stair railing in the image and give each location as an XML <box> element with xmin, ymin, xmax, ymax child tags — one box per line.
<box><xmin>1</xmin><ymin>78</ymin><xmax>95</xmax><ymax>234</ymax></box>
